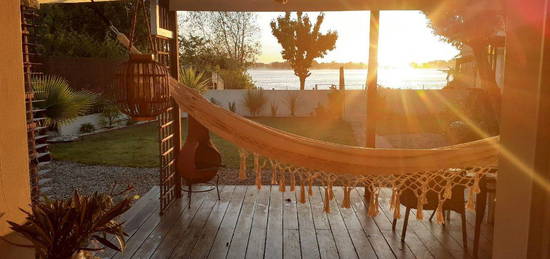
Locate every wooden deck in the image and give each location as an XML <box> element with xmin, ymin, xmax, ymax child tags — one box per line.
<box><xmin>101</xmin><ymin>185</ymin><xmax>493</xmax><ymax>259</ymax></box>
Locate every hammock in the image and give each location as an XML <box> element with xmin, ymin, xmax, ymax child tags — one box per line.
<box><xmin>96</xmin><ymin>5</ymin><xmax>499</xmax><ymax>223</ymax></box>
<box><xmin>168</xmin><ymin>78</ymin><xmax>500</xmax><ymax>223</ymax></box>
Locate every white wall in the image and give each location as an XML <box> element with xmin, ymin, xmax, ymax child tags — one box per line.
<box><xmin>58</xmin><ymin>113</ymin><xmax>128</xmax><ymax>136</ymax></box>
<box><xmin>204</xmin><ymin>88</ymin><xmax>475</xmax><ymax>123</ymax></box>
<box><xmin>205</xmin><ymin>89</ymin><xmax>333</xmax><ymax>117</ymax></box>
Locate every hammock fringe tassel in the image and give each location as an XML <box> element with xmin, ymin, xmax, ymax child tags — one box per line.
<box><xmin>232</xmin><ymin>148</ymin><xmax>493</xmax><ymax>224</ymax></box>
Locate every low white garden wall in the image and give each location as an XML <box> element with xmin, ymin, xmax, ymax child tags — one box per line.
<box><xmin>203</xmin><ymin>88</ymin><xmax>478</xmax><ymax>123</ymax></box>
<box><xmin>58</xmin><ymin>113</ymin><xmax>128</xmax><ymax>136</ymax></box>
<box><xmin>205</xmin><ymin>89</ymin><xmax>339</xmax><ymax>117</ymax></box>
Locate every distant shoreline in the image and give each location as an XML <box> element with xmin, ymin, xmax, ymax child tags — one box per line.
<box><xmin>247</xmin><ymin>67</ymin><xmax>446</xmax><ymax>71</ymax></box>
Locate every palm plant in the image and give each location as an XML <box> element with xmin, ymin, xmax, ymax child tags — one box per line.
<box><xmin>3</xmin><ymin>190</ymin><xmax>133</xmax><ymax>259</ymax></box>
<box><xmin>32</xmin><ymin>75</ymin><xmax>96</xmax><ymax>129</ymax></box>
<box><xmin>242</xmin><ymin>89</ymin><xmax>267</xmax><ymax>117</ymax></box>
<box><xmin>179</xmin><ymin>67</ymin><xmax>210</xmax><ymax>94</ymax></box>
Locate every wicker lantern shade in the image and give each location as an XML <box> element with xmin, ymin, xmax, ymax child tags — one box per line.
<box><xmin>115</xmin><ymin>54</ymin><xmax>170</xmax><ymax>121</ymax></box>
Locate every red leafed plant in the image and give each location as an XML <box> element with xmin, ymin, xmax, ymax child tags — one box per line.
<box><xmin>3</xmin><ymin>187</ymin><xmax>134</xmax><ymax>259</ymax></box>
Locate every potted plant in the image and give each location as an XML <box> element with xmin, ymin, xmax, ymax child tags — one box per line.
<box><xmin>2</xmin><ymin>188</ymin><xmax>134</xmax><ymax>259</ymax></box>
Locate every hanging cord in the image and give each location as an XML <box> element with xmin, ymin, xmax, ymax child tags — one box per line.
<box><xmin>128</xmin><ymin>0</ymin><xmax>157</xmax><ymax>55</ymax></box>
<box><xmin>88</xmin><ymin>0</ymin><xmax>141</xmax><ymax>54</ymax></box>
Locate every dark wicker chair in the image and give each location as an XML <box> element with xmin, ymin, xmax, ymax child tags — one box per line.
<box><xmin>391</xmin><ymin>181</ymin><xmax>468</xmax><ymax>249</ymax></box>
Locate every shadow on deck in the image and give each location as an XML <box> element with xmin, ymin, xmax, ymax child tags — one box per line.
<box><xmin>101</xmin><ymin>185</ymin><xmax>493</xmax><ymax>258</ymax></box>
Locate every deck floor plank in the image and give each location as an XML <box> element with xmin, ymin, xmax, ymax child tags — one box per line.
<box><xmin>207</xmin><ymin>185</ymin><xmax>249</xmax><ymax>259</ymax></box>
<box><xmin>226</xmin><ymin>185</ymin><xmax>259</xmax><ymax>258</ymax></box>
<box><xmin>265</xmin><ymin>186</ymin><xmax>284</xmax><ymax>259</ymax></box>
<box><xmin>189</xmin><ymin>185</ymin><xmax>241</xmax><ymax>258</ymax></box>
<box><xmin>324</xmin><ymin>187</ymin><xmax>360</xmax><ymax>259</ymax></box>
<box><xmin>295</xmin><ymin>189</ymin><xmax>321</xmax><ymax>259</ymax></box>
<box><xmin>283</xmin><ymin>189</ymin><xmax>301</xmax><ymax>259</ymax></box>
<box><xmin>332</xmin><ymin>188</ymin><xmax>379</xmax><ymax>259</ymax></box>
<box><xmin>245</xmin><ymin>186</ymin><xmax>272</xmax><ymax>259</ymax></box>
<box><xmin>129</xmin><ymin>196</ymin><xmax>204</xmax><ymax>258</ymax></box>
<box><xmin>169</xmin><ymin>186</ymin><xmax>236</xmax><ymax>258</ymax></box>
<box><xmin>348</xmin><ymin>188</ymin><xmax>396</xmax><ymax>259</ymax></box>
<box><xmin>149</xmin><ymin>186</ymin><xmax>225</xmax><ymax>258</ymax></box>
<box><xmin>310</xmin><ymin>186</ymin><xmax>340</xmax><ymax>259</ymax></box>
<box><xmin>107</xmin><ymin>185</ymin><xmax>493</xmax><ymax>259</ymax></box>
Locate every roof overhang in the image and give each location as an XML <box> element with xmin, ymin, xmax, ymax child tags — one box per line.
<box><xmin>169</xmin><ymin>0</ymin><xmax>441</xmax><ymax>12</ymax></box>
<box><xmin>39</xmin><ymin>0</ymin><xmax>116</xmax><ymax>3</ymax></box>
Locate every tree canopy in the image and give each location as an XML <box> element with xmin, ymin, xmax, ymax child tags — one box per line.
<box><xmin>36</xmin><ymin>2</ymin><xmax>149</xmax><ymax>58</ymax></box>
<box><xmin>424</xmin><ymin>1</ymin><xmax>504</xmax><ymax>95</ymax></box>
<box><xmin>271</xmin><ymin>12</ymin><xmax>337</xmax><ymax>90</ymax></box>
<box><xmin>181</xmin><ymin>12</ymin><xmax>261</xmax><ymax>68</ymax></box>
<box><xmin>423</xmin><ymin>0</ymin><xmax>503</xmax><ymax>134</ymax></box>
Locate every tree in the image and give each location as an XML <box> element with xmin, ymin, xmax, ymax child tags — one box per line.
<box><xmin>423</xmin><ymin>1</ymin><xmax>503</xmax><ymax>134</ymax></box>
<box><xmin>271</xmin><ymin>12</ymin><xmax>338</xmax><ymax>90</ymax></box>
<box><xmin>423</xmin><ymin>1</ymin><xmax>503</xmax><ymax>102</ymax></box>
<box><xmin>36</xmin><ymin>2</ymin><xmax>149</xmax><ymax>58</ymax></box>
<box><xmin>181</xmin><ymin>12</ymin><xmax>261</xmax><ymax>68</ymax></box>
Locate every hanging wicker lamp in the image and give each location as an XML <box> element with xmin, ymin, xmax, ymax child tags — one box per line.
<box><xmin>115</xmin><ymin>54</ymin><xmax>170</xmax><ymax>121</ymax></box>
<box><xmin>113</xmin><ymin>0</ymin><xmax>170</xmax><ymax>121</ymax></box>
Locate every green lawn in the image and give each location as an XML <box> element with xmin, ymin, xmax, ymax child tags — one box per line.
<box><xmin>50</xmin><ymin>117</ymin><xmax>356</xmax><ymax>168</ymax></box>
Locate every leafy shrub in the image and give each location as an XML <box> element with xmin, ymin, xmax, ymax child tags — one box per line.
<box><xmin>242</xmin><ymin>89</ymin><xmax>267</xmax><ymax>117</ymax></box>
<box><xmin>285</xmin><ymin>92</ymin><xmax>299</xmax><ymax>116</ymax></box>
<box><xmin>32</xmin><ymin>75</ymin><xmax>96</xmax><ymax>128</ymax></box>
<box><xmin>101</xmin><ymin>101</ymin><xmax>122</xmax><ymax>128</ymax></box>
<box><xmin>270</xmin><ymin>102</ymin><xmax>279</xmax><ymax>117</ymax></box>
<box><xmin>218</xmin><ymin>69</ymin><xmax>255</xmax><ymax>89</ymax></box>
<box><xmin>79</xmin><ymin>123</ymin><xmax>95</xmax><ymax>134</ymax></box>
<box><xmin>228</xmin><ymin>101</ymin><xmax>237</xmax><ymax>112</ymax></box>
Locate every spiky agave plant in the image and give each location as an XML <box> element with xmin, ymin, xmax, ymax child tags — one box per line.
<box><xmin>4</xmin><ymin>190</ymin><xmax>133</xmax><ymax>259</ymax></box>
<box><xmin>32</xmin><ymin>75</ymin><xmax>96</xmax><ymax>129</ymax></box>
<box><xmin>242</xmin><ymin>89</ymin><xmax>267</xmax><ymax>117</ymax></box>
<box><xmin>179</xmin><ymin>67</ymin><xmax>210</xmax><ymax>94</ymax></box>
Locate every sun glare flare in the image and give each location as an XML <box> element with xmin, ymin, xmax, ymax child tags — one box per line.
<box><xmin>255</xmin><ymin>11</ymin><xmax>459</xmax><ymax>66</ymax></box>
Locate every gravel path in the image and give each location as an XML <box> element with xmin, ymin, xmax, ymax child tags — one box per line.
<box><xmin>45</xmin><ymin>161</ymin><xmax>158</xmax><ymax>200</ymax></box>
<box><xmin>44</xmin><ymin>161</ymin><xmax>275</xmax><ymax>201</ymax></box>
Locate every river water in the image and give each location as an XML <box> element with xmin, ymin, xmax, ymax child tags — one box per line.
<box><xmin>248</xmin><ymin>68</ymin><xmax>448</xmax><ymax>90</ymax></box>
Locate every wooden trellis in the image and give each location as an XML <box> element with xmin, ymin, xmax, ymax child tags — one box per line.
<box><xmin>154</xmin><ymin>1</ymin><xmax>182</xmax><ymax>215</ymax></box>
<box><xmin>21</xmin><ymin>3</ymin><xmax>51</xmax><ymax>202</ymax></box>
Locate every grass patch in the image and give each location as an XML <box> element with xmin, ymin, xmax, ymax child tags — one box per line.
<box><xmin>50</xmin><ymin>117</ymin><xmax>356</xmax><ymax>168</ymax></box>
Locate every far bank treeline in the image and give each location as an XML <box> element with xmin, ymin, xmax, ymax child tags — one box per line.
<box><xmin>253</xmin><ymin>59</ymin><xmax>454</xmax><ymax>70</ymax></box>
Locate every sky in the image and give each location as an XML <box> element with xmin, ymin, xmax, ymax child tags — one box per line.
<box><xmin>180</xmin><ymin>11</ymin><xmax>459</xmax><ymax>68</ymax></box>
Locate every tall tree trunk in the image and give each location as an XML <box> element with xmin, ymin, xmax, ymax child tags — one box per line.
<box><xmin>299</xmin><ymin>76</ymin><xmax>306</xmax><ymax>90</ymax></box>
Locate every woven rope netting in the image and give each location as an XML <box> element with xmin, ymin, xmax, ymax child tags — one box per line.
<box><xmin>169</xmin><ymin>78</ymin><xmax>500</xmax><ymax>223</ymax></box>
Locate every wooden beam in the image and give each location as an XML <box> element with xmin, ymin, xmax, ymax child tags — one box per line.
<box><xmin>493</xmin><ymin>0</ymin><xmax>550</xmax><ymax>257</ymax></box>
<box><xmin>39</xmin><ymin>0</ymin><xmax>118</xmax><ymax>3</ymax></box>
<box><xmin>365</xmin><ymin>10</ymin><xmax>379</xmax><ymax>148</ymax></box>
<box><xmin>169</xmin><ymin>0</ymin><xmax>440</xmax><ymax>12</ymax></box>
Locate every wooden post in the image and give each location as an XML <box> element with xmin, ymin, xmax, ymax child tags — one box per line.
<box><xmin>493</xmin><ymin>0</ymin><xmax>550</xmax><ymax>257</ymax></box>
<box><xmin>365</xmin><ymin>10</ymin><xmax>379</xmax><ymax>148</ymax></box>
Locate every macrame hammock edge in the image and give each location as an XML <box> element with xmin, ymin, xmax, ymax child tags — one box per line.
<box><xmin>168</xmin><ymin>78</ymin><xmax>500</xmax><ymax>224</ymax></box>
